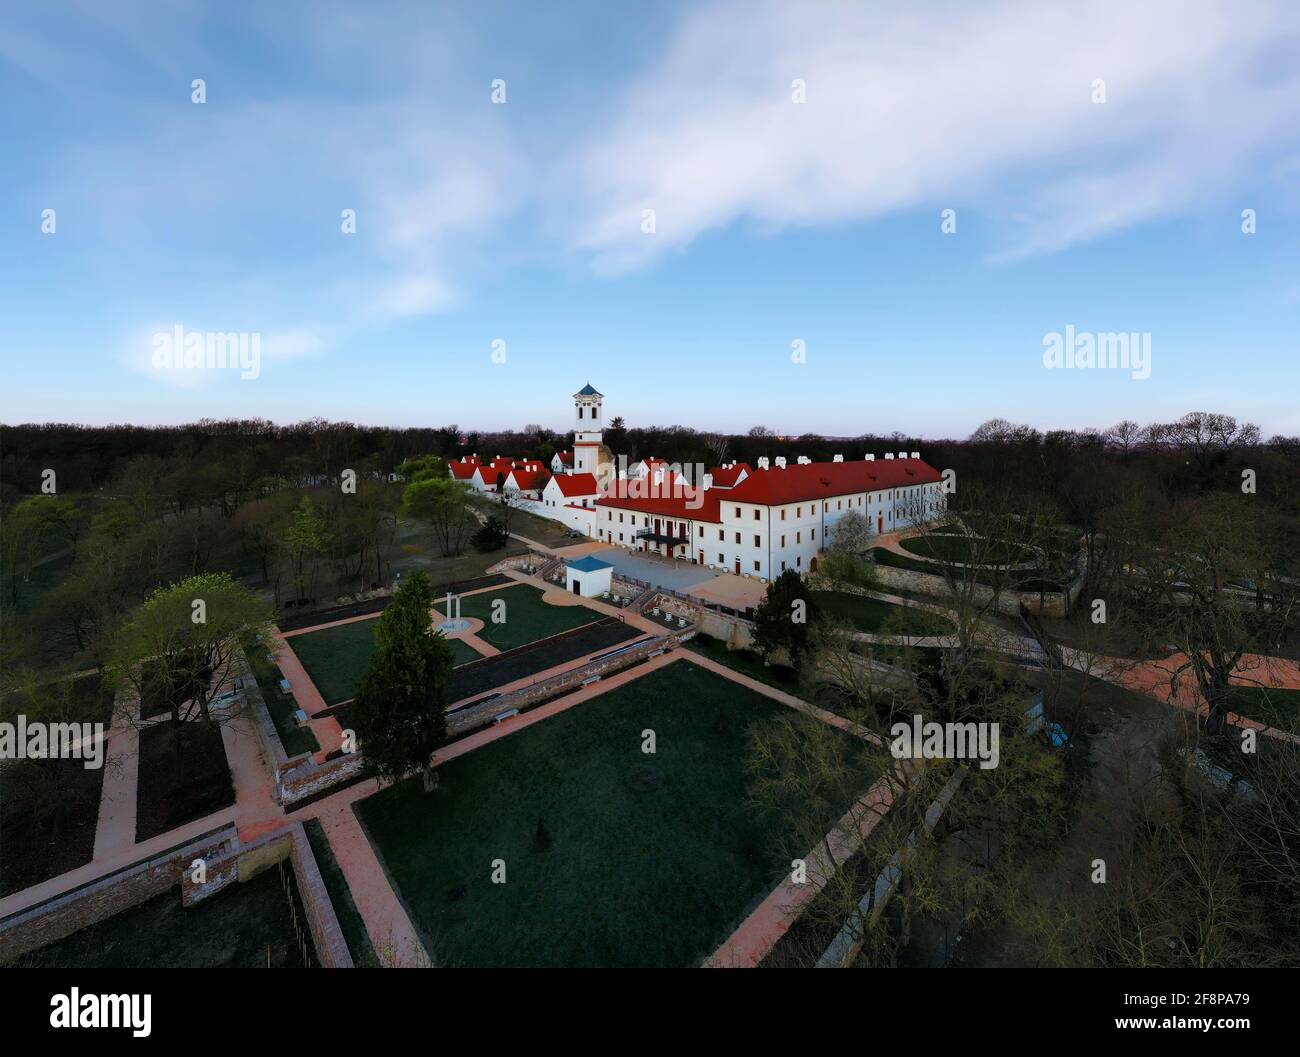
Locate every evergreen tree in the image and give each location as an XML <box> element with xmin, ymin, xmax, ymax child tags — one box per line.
<box><xmin>352</xmin><ymin>570</ymin><xmax>452</xmax><ymax>791</ymax></box>
<box><xmin>751</xmin><ymin>569</ymin><xmax>819</xmax><ymax>671</ymax></box>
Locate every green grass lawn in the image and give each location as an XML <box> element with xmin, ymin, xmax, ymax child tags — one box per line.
<box><xmin>446</xmin><ymin>636</ymin><xmax>484</xmax><ymax>666</ymax></box>
<box><xmin>1226</xmin><ymin>685</ymin><xmax>1300</xmax><ymax>731</ymax></box>
<box><xmin>870</xmin><ymin>548</ymin><xmax>1065</xmax><ymax>595</ymax></box>
<box><xmin>457</xmin><ymin>583</ymin><xmax>599</xmax><ymax>652</ymax></box>
<box><xmin>247</xmin><ymin>641</ymin><xmax>319</xmax><ymax>757</ymax></box>
<box><xmin>466</xmin><ymin>495</ymin><xmax>578</xmax><ymax>545</ymax></box>
<box><xmin>811</xmin><ymin>590</ymin><xmax>953</xmax><ymax>636</ymax></box>
<box><xmin>286</xmin><ymin>620</ymin><xmax>381</xmax><ymax>705</ymax></box>
<box><xmin>899</xmin><ymin>533</ymin><xmax>1029</xmax><ymax>565</ymax></box>
<box><xmin>289</xmin><ymin>619</ymin><xmax>491</xmax><ymax>705</ymax></box>
<box><xmin>684</xmin><ymin>633</ymin><xmax>800</xmax><ymax>692</ymax></box>
<box><xmin>16</xmin><ymin>866</ymin><xmax>312</xmax><ymax>968</ymax></box>
<box><xmin>356</xmin><ymin>660</ymin><xmax>875</xmax><ymax>967</ymax></box>
<box><xmin>303</xmin><ymin>818</ymin><xmax>379</xmax><ymax>966</ymax></box>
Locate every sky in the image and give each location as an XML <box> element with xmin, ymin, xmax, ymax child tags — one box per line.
<box><xmin>2</xmin><ymin>0</ymin><xmax>1298</xmax><ymax>439</ymax></box>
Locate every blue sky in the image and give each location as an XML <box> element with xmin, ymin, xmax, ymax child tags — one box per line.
<box><xmin>2</xmin><ymin>0</ymin><xmax>1298</xmax><ymax>438</ymax></box>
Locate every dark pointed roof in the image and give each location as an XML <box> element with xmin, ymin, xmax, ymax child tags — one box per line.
<box><xmin>574</xmin><ymin>382</ymin><xmax>603</xmax><ymax>398</ymax></box>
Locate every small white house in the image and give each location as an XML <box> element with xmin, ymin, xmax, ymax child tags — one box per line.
<box><xmin>565</xmin><ymin>555</ymin><xmax>613</xmax><ymax>598</ymax></box>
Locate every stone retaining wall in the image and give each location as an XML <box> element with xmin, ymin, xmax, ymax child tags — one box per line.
<box><xmin>872</xmin><ymin>563</ymin><xmax>1084</xmax><ymax>619</ymax></box>
<box><xmin>181</xmin><ymin>820</ymin><xmax>353</xmax><ymax>968</ymax></box>
<box><xmin>241</xmin><ymin>652</ymin><xmax>290</xmax><ymax>771</ymax></box>
<box><xmin>279</xmin><ymin>750</ymin><xmax>367</xmax><ymax>805</ymax></box>
<box><xmin>446</xmin><ymin>634</ymin><xmax>675</xmax><ymax>737</ymax></box>
<box><xmin>0</xmin><ymin>823</ymin><xmax>238</xmax><ymax>964</ymax></box>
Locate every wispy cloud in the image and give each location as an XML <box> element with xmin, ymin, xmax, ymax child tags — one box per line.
<box><xmin>568</xmin><ymin>0</ymin><xmax>1300</xmax><ymax>271</ymax></box>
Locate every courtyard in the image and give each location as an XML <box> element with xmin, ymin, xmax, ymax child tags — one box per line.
<box><xmin>355</xmin><ymin>657</ymin><xmax>876</xmax><ymax>967</ymax></box>
<box><xmin>452</xmin><ymin>582</ymin><xmax>602</xmax><ymax>652</ymax></box>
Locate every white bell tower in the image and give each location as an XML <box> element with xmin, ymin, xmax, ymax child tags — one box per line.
<box><xmin>573</xmin><ymin>382</ymin><xmax>603</xmax><ymax>477</ymax></box>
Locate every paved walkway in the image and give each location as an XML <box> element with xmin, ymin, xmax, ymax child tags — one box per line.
<box><xmin>266</xmin><ymin>630</ymin><xmax>345</xmax><ymax>759</ymax></box>
<box><xmin>431</xmin><ymin>613</ymin><xmax>498</xmax><ymax>658</ymax></box>
<box><xmin>92</xmin><ymin>694</ymin><xmax>141</xmax><ymax>859</ymax></box>
<box><xmin>11</xmin><ymin>567</ymin><xmax>1297</xmax><ymax>971</ymax></box>
<box><xmin>312</xmin><ymin>794</ymin><xmax>430</xmax><ymax>967</ymax></box>
<box><xmin>705</xmin><ymin>772</ymin><xmax>898</xmax><ymax>968</ymax></box>
<box><xmin>1094</xmin><ymin>650</ymin><xmax>1300</xmax><ymax>745</ymax></box>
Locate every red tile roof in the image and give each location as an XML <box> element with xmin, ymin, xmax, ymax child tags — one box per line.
<box><xmin>550</xmin><ymin>472</ymin><xmax>598</xmax><ymax>497</ymax></box>
<box><xmin>726</xmin><ymin>458</ymin><xmax>942</xmax><ymax>506</ymax></box>
<box><xmin>554</xmin><ymin>451</ymin><xmax>573</xmax><ymax>465</ymax></box>
<box><xmin>597</xmin><ymin>477</ymin><xmax>721</xmax><ymax>522</ymax></box>
<box><xmin>475</xmin><ymin>465</ymin><xmax>509</xmax><ymax>486</ymax></box>
<box><xmin>708</xmin><ymin>463</ymin><xmax>752</xmax><ymax>488</ymax></box>
<box><xmin>448</xmin><ymin>460</ymin><xmax>478</xmax><ymax>480</ymax></box>
<box><xmin>507</xmin><ymin>469</ymin><xmax>552</xmax><ymax>491</ymax></box>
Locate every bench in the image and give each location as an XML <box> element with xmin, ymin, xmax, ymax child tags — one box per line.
<box><xmin>279</xmin><ymin>678</ymin><xmax>292</xmax><ymax>693</ymax></box>
<box><xmin>293</xmin><ymin>709</ymin><xmax>309</xmax><ymax>727</ymax></box>
<box><xmin>492</xmin><ymin>708</ymin><xmax>520</xmax><ymax>725</ymax></box>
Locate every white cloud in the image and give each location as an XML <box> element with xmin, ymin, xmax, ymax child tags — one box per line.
<box><xmin>370</xmin><ymin>272</ymin><xmax>458</xmax><ymax>319</ymax></box>
<box><xmin>261</xmin><ymin>329</ymin><xmax>325</xmax><ymax>360</ymax></box>
<box><xmin>569</xmin><ymin>0</ymin><xmax>1300</xmax><ymax>271</ymax></box>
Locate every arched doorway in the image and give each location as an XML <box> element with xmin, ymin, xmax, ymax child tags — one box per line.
<box><xmin>809</xmin><ymin>556</ymin><xmax>819</xmax><ymax>573</ymax></box>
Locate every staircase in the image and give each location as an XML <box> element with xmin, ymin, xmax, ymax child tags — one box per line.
<box><xmin>1017</xmin><ymin>602</ymin><xmax>1064</xmax><ymax>669</ymax></box>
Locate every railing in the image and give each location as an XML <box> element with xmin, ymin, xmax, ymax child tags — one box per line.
<box><xmin>633</xmin><ymin>527</ymin><xmax>690</xmax><ymax>545</ymax></box>
<box><xmin>1017</xmin><ymin>602</ymin><xmax>1064</xmax><ymax>669</ymax></box>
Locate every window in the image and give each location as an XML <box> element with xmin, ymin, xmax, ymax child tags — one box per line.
<box><xmin>619</xmin><ymin>513</ymin><xmax>624</xmax><ymax>523</ymax></box>
<box><xmin>734</xmin><ymin>506</ymin><xmax>741</xmax><ymax>517</ymax></box>
<box><xmin>837</xmin><ymin>500</ymin><xmax>842</xmax><ymax>510</ymax></box>
<box><xmin>718</xmin><ymin>553</ymin><xmax>724</xmax><ymax>563</ymax></box>
<box><xmin>781</xmin><ymin>534</ymin><xmax>786</xmax><ymax>547</ymax></box>
<box><xmin>796</xmin><ymin>531</ymin><xmax>802</xmax><ymax>543</ymax></box>
<box><xmin>796</xmin><ymin>556</ymin><xmax>802</xmax><ymax>567</ymax></box>
<box><xmin>753</xmin><ymin>535</ymin><xmax>760</xmax><ymax>547</ymax></box>
<box><xmin>734</xmin><ymin>532</ymin><xmax>741</xmax><ymax>544</ymax></box>
<box><xmin>796</xmin><ymin>506</ymin><xmax>801</xmax><ymax>518</ymax></box>
<box><xmin>781</xmin><ymin>560</ymin><xmax>787</xmax><ymax>571</ymax></box>
<box><xmin>811</xmin><ymin>529</ymin><xmax>815</xmax><ymax>540</ymax></box>
<box><xmin>718</xmin><ymin>529</ymin><xmax>724</xmax><ymax>541</ymax></box>
<box><xmin>780</xmin><ymin>509</ymin><xmax>786</xmax><ymax>521</ymax></box>
<box><xmin>753</xmin><ymin>561</ymin><xmax>760</xmax><ymax>572</ymax></box>
<box><xmin>753</xmin><ymin>509</ymin><xmax>760</xmax><ymax>521</ymax></box>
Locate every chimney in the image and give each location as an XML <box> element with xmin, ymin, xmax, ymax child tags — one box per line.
<box><xmin>885</xmin><ymin>453</ymin><xmax>895</xmax><ymax>460</ymax></box>
<box><xmin>758</xmin><ymin>456</ymin><xmax>770</xmax><ymax>470</ymax></box>
<box><xmin>910</xmin><ymin>451</ymin><xmax>920</xmax><ymax>459</ymax></box>
<box><xmin>865</xmin><ymin>454</ymin><xmax>875</xmax><ymax>461</ymax></box>
<box><xmin>833</xmin><ymin>454</ymin><xmax>843</xmax><ymax>462</ymax></box>
<box><xmin>775</xmin><ymin>456</ymin><xmax>787</xmax><ymax>469</ymax></box>
<box><xmin>702</xmin><ymin>472</ymin><xmax>714</xmax><ymax>490</ymax></box>
<box><xmin>897</xmin><ymin>450</ymin><xmax>907</xmax><ymax>459</ymax></box>
<box><xmin>797</xmin><ymin>455</ymin><xmax>811</xmax><ymax>464</ymax></box>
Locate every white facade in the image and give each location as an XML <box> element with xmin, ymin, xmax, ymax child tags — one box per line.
<box><xmin>539</xmin><ymin>475</ymin><xmax>600</xmax><ymax>535</ymax></box>
<box><xmin>456</xmin><ymin>385</ymin><xmax>948</xmax><ymax>582</ymax></box>
<box><xmin>595</xmin><ymin>476</ymin><xmax>946</xmax><ymax>582</ymax></box>
<box><xmin>565</xmin><ymin>559</ymin><xmax>613</xmax><ymax>597</ymax></box>
<box><xmin>573</xmin><ymin>385</ymin><xmax>603</xmax><ymax>478</ymax></box>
